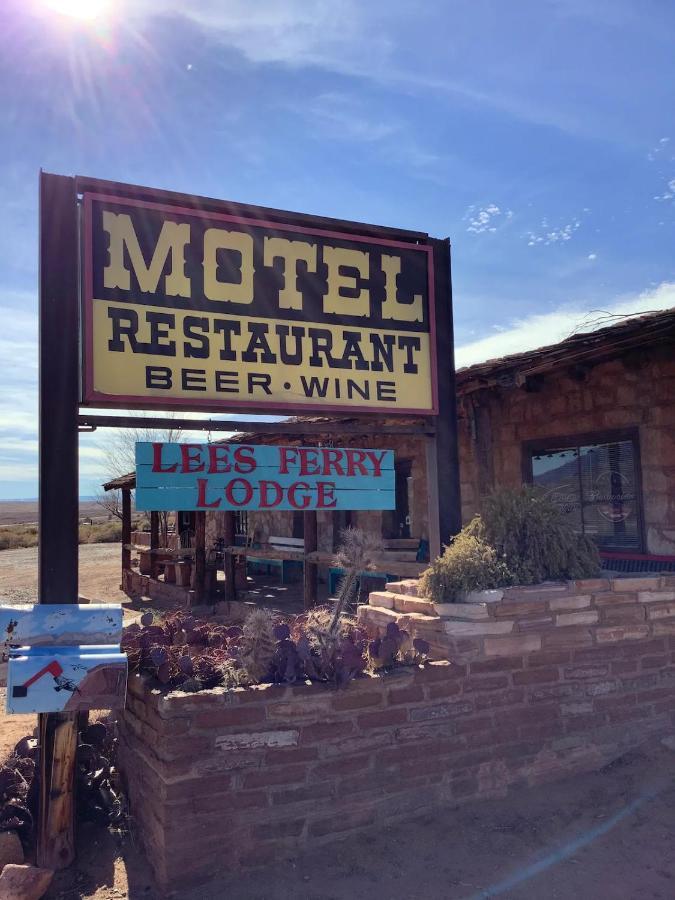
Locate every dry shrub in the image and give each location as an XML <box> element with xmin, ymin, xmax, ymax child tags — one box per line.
<box><xmin>420</xmin><ymin>486</ymin><xmax>600</xmax><ymax>602</ymax></box>
<box><xmin>468</xmin><ymin>486</ymin><xmax>600</xmax><ymax>585</ymax></box>
<box><xmin>419</xmin><ymin>530</ymin><xmax>512</xmax><ymax>603</ymax></box>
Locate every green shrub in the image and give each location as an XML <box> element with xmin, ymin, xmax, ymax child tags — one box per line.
<box><xmin>466</xmin><ymin>486</ymin><xmax>600</xmax><ymax>585</ymax></box>
<box><xmin>419</xmin><ymin>530</ymin><xmax>512</xmax><ymax>603</ymax></box>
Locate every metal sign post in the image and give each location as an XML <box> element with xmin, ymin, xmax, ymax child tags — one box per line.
<box><xmin>38</xmin><ymin>171</ymin><xmax>80</xmax><ymax>869</ymax></box>
<box><xmin>35</xmin><ymin>172</ymin><xmax>462</xmax><ymax>869</ymax></box>
<box><xmin>431</xmin><ymin>238</ymin><xmax>462</xmax><ymax>548</ymax></box>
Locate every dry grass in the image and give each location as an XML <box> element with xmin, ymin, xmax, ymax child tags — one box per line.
<box><xmin>0</xmin><ymin>521</ymin><xmax>126</xmax><ymax>551</ymax></box>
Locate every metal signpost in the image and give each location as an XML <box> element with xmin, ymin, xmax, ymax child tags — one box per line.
<box><xmin>37</xmin><ymin>171</ymin><xmax>461</xmax><ymax>868</ymax></box>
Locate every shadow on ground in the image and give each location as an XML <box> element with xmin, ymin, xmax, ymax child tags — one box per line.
<box><xmin>46</xmin><ymin>740</ymin><xmax>675</xmax><ymax>900</ymax></box>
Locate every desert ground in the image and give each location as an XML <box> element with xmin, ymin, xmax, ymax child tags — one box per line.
<box><xmin>0</xmin><ymin>499</ymin><xmax>106</xmax><ymax>527</ymax></box>
<box><xmin>42</xmin><ymin>741</ymin><xmax>675</xmax><ymax>900</ymax></box>
<box><xmin>0</xmin><ymin>542</ymin><xmax>125</xmax><ymax>608</ymax></box>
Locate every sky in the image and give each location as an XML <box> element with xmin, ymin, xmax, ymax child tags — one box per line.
<box><xmin>0</xmin><ymin>0</ymin><xmax>674</xmax><ymax>499</ymax></box>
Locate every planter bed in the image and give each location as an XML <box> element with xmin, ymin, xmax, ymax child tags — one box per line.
<box><xmin>120</xmin><ymin>581</ymin><xmax>675</xmax><ymax>892</ymax></box>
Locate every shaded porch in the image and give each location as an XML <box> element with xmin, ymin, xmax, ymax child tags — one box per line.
<box><xmin>103</xmin><ymin>469</ymin><xmax>429</xmax><ymax>611</ymax></box>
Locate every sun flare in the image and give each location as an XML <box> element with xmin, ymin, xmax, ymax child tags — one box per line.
<box><xmin>44</xmin><ymin>0</ymin><xmax>110</xmax><ymax>20</ymax></box>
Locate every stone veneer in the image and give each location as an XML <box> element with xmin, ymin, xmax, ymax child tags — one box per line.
<box><xmin>358</xmin><ymin>575</ymin><xmax>675</xmax><ymax>662</ymax></box>
<box><xmin>457</xmin><ymin>350</ymin><xmax>675</xmax><ymax>554</ymax></box>
<box><xmin>122</xmin><ymin>568</ymin><xmax>196</xmax><ymax>607</ymax></box>
<box><xmin>119</xmin><ymin>574</ymin><xmax>675</xmax><ymax>891</ymax></box>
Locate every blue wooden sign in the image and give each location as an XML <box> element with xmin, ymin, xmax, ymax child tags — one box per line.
<box><xmin>135</xmin><ymin>442</ymin><xmax>395</xmax><ymax>512</ymax></box>
<box><xmin>2</xmin><ymin>604</ymin><xmax>127</xmax><ymax>715</ymax></box>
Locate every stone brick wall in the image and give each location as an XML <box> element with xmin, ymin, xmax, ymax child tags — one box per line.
<box><xmin>120</xmin><ymin>574</ymin><xmax>675</xmax><ymax>890</ymax></box>
<box><xmin>458</xmin><ymin>346</ymin><xmax>675</xmax><ymax>553</ymax></box>
<box><xmin>122</xmin><ymin>568</ymin><xmax>195</xmax><ymax>607</ymax></box>
<box><xmin>359</xmin><ymin>575</ymin><xmax>675</xmax><ymax>662</ymax></box>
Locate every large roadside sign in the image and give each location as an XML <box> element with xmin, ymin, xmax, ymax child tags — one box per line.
<box><xmin>81</xmin><ymin>189</ymin><xmax>438</xmax><ymax>415</ymax></box>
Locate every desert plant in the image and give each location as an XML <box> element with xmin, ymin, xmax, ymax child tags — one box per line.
<box><xmin>239</xmin><ymin>608</ymin><xmax>277</xmax><ymax>683</ymax></box>
<box><xmin>467</xmin><ymin>486</ymin><xmax>600</xmax><ymax>585</ymax></box>
<box><xmin>332</xmin><ymin>526</ymin><xmax>383</xmax><ymax>625</ymax></box>
<box><xmin>419</xmin><ymin>530</ymin><xmax>512</xmax><ymax>603</ymax></box>
<box><xmin>0</xmin><ymin>720</ymin><xmax>125</xmax><ymax>848</ymax></box>
<box><xmin>369</xmin><ymin>621</ymin><xmax>430</xmax><ymax>670</ymax></box>
<box><xmin>122</xmin><ymin>600</ymin><xmax>434</xmax><ymax>693</ymax></box>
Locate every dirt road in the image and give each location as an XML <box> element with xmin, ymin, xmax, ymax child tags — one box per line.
<box><xmin>0</xmin><ymin>543</ymin><xmax>125</xmax><ymax>606</ymax></box>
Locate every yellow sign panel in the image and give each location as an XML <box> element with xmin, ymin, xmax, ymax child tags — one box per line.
<box><xmin>82</xmin><ymin>193</ymin><xmax>437</xmax><ymax>415</ymax></box>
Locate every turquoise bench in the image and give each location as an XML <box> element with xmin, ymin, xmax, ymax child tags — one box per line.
<box><xmin>328</xmin><ymin>568</ymin><xmax>394</xmax><ymax>596</ymax></box>
<box><xmin>246</xmin><ymin>536</ymin><xmax>304</xmax><ymax>584</ymax></box>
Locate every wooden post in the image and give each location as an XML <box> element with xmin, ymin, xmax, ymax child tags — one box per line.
<box><xmin>38</xmin><ymin>172</ymin><xmax>79</xmax><ymax>870</ymax></box>
<box><xmin>303</xmin><ymin>510</ymin><xmax>318</xmax><ymax>609</ymax></box>
<box><xmin>150</xmin><ymin>511</ymin><xmax>160</xmax><ymax>578</ymax></box>
<box><xmin>121</xmin><ymin>488</ymin><xmax>131</xmax><ymax>573</ymax></box>
<box><xmin>194</xmin><ymin>511</ymin><xmax>206</xmax><ymax>597</ymax></box>
<box><xmin>223</xmin><ymin>511</ymin><xmax>237</xmax><ymax>603</ymax></box>
<box><xmin>429</xmin><ymin>238</ymin><xmax>462</xmax><ymax>544</ymax></box>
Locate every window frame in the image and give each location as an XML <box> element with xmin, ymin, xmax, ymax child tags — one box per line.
<box><xmin>521</xmin><ymin>427</ymin><xmax>646</xmax><ymax>554</ymax></box>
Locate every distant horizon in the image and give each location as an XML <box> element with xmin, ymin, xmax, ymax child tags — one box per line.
<box><xmin>0</xmin><ymin>495</ymin><xmax>99</xmax><ymax>504</ymax></box>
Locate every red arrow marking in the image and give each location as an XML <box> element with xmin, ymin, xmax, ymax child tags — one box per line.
<box><xmin>21</xmin><ymin>660</ymin><xmax>64</xmax><ymax>689</ymax></box>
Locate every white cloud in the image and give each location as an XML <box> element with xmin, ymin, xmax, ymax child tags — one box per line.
<box><xmin>284</xmin><ymin>91</ymin><xmax>446</xmax><ymax>178</ymax></box>
<box><xmin>129</xmin><ymin>1</ymin><xmax>603</xmax><ymax>138</ymax></box>
<box><xmin>455</xmin><ymin>281</ymin><xmax>675</xmax><ymax>369</ymax></box>
<box><xmin>133</xmin><ymin>0</ymin><xmax>390</xmax><ymax>74</ymax></box>
<box><xmin>465</xmin><ymin>204</ymin><xmax>513</xmax><ymax>235</ymax></box>
<box><xmin>526</xmin><ymin>217</ymin><xmax>581</xmax><ymax>246</ymax></box>
<box><xmin>295</xmin><ymin>92</ymin><xmax>400</xmax><ymax>144</ymax></box>
<box><xmin>588</xmin><ymin>253</ymin><xmax>597</xmax><ymax>260</ymax></box>
<box><xmin>647</xmin><ymin>136</ymin><xmax>671</xmax><ymax>162</ymax></box>
<box><xmin>654</xmin><ymin>177</ymin><xmax>675</xmax><ymax>201</ymax></box>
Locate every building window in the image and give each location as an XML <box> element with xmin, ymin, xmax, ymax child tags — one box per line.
<box><xmin>527</xmin><ymin>431</ymin><xmax>643</xmax><ymax>552</ymax></box>
<box><xmin>234</xmin><ymin>511</ymin><xmax>248</xmax><ymax>538</ymax></box>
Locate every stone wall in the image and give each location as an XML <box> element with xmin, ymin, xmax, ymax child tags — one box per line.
<box><xmin>120</xmin><ymin>573</ymin><xmax>675</xmax><ymax>890</ymax></box>
<box><xmin>458</xmin><ymin>346</ymin><xmax>675</xmax><ymax>554</ymax></box>
<box><xmin>359</xmin><ymin>574</ymin><xmax>675</xmax><ymax>661</ymax></box>
<box><xmin>122</xmin><ymin>568</ymin><xmax>195</xmax><ymax>607</ymax></box>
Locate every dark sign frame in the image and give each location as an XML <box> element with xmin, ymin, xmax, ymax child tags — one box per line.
<box><xmin>80</xmin><ymin>179</ymin><xmax>440</xmax><ymax>416</ymax></box>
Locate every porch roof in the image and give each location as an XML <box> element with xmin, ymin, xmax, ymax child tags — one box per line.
<box><xmin>103</xmin><ymin>472</ymin><xmax>135</xmax><ymax>491</ymax></box>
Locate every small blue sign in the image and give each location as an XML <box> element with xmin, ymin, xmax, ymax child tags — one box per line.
<box><xmin>135</xmin><ymin>441</ymin><xmax>395</xmax><ymax>512</ymax></box>
<box><xmin>2</xmin><ymin>604</ymin><xmax>127</xmax><ymax>715</ymax></box>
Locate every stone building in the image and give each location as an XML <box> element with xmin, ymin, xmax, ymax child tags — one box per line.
<box><xmin>111</xmin><ymin>308</ymin><xmax>675</xmax><ymax>598</ymax></box>
<box><xmin>217</xmin><ymin>308</ymin><xmax>675</xmax><ymax>568</ymax></box>
<box><xmin>456</xmin><ymin>308</ymin><xmax>675</xmax><ymax>564</ymax></box>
